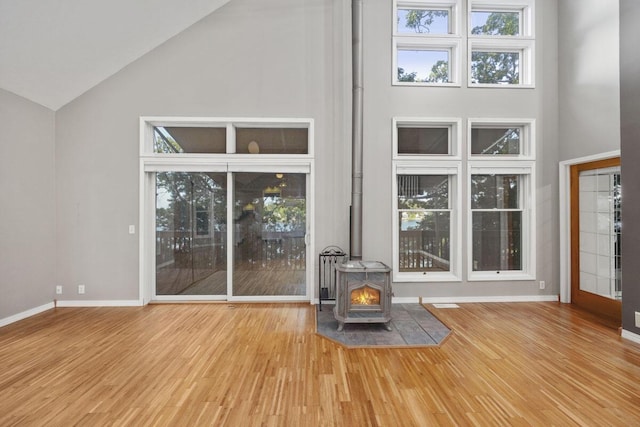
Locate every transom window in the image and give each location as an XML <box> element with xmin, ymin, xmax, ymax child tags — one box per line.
<box><xmin>394</xmin><ymin>118</ymin><xmax>461</xmax><ymax>158</ymax></box>
<box><xmin>151</xmin><ymin>121</ymin><xmax>310</xmax><ymax>155</ymax></box>
<box><xmin>469</xmin><ymin>118</ymin><xmax>534</xmax><ymax>158</ymax></box>
<box><xmin>154</xmin><ymin>127</ymin><xmax>226</xmax><ymax>154</ymax></box>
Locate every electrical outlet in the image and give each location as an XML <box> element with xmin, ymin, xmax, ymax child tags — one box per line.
<box><xmin>78</xmin><ymin>284</ymin><xmax>85</xmax><ymax>294</ymax></box>
<box><xmin>539</xmin><ymin>281</ymin><xmax>546</xmax><ymax>290</ymax></box>
<box><xmin>129</xmin><ymin>225</ymin><xmax>135</xmax><ymax>234</ymax></box>
<box><xmin>56</xmin><ymin>285</ymin><xmax>62</xmax><ymax>294</ymax></box>
<box><xmin>635</xmin><ymin>311</ymin><xmax>640</xmax><ymax>328</ymax></box>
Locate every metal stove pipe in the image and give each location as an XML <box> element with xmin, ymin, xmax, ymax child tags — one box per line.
<box><xmin>350</xmin><ymin>0</ymin><xmax>363</xmax><ymax>260</ymax></box>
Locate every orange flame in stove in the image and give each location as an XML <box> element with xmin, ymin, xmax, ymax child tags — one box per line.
<box><xmin>351</xmin><ymin>285</ymin><xmax>380</xmax><ymax>305</ymax></box>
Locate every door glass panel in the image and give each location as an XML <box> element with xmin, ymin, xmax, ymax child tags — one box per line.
<box><xmin>155</xmin><ymin>172</ymin><xmax>227</xmax><ymax>295</ymax></box>
<box><xmin>233</xmin><ymin>173</ymin><xmax>306</xmax><ymax>296</ymax></box>
<box><xmin>579</xmin><ymin>166</ymin><xmax>621</xmax><ymax>300</ymax></box>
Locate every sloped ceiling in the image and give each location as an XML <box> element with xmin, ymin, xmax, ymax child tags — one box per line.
<box><xmin>0</xmin><ymin>0</ymin><xmax>231</xmax><ymax>111</ymax></box>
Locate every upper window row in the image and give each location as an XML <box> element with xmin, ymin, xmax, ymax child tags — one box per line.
<box><xmin>393</xmin><ymin>0</ymin><xmax>535</xmax><ymax>87</ymax></box>
<box><xmin>394</xmin><ymin>0</ymin><xmax>534</xmax><ymax>37</ymax></box>
<box><xmin>393</xmin><ymin>118</ymin><xmax>535</xmax><ymax>159</ymax></box>
<box><xmin>150</xmin><ymin>124</ymin><xmax>309</xmax><ymax>155</ymax></box>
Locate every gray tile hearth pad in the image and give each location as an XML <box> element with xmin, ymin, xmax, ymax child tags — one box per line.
<box><xmin>316</xmin><ymin>303</ymin><xmax>450</xmax><ymax>347</ymax></box>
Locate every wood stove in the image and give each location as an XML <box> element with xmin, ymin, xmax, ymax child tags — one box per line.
<box><xmin>334</xmin><ymin>261</ymin><xmax>392</xmax><ymax>331</ymax></box>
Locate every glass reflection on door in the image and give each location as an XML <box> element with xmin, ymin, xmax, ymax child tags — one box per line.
<box><xmin>233</xmin><ymin>173</ymin><xmax>306</xmax><ymax>296</ymax></box>
<box><xmin>155</xmin><ymin>172</ymin><xmax>227</xmax><ymax>296</ymax></box>
<box><xmin>579</xmin><ymin>166</ymin><xmax>621</xmax><ymax>300</ymax></box>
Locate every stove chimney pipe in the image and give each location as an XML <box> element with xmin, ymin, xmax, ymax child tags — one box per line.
<box><xmin>350</xmin><ymin>0</ymin><xmax>363</xmax><ymax>260</ymax></box>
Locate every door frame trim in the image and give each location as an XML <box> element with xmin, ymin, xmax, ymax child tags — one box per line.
<box><xmin>138</xmin><ymin>117</ymin><xmax>315</xmax><ymax>305</ymax></box>
<box><xmin>559</xmin><ymin>150</ymin><xmax>619</xmax><ymax>304</ymax></box>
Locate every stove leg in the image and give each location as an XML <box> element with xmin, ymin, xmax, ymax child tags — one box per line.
<box><xmin>383</xmin><ymin>321</ymin><xmax>392</xmax><ymax>331</ymax></box>
<box><xmin>337</xmin><ymin>322</ymin><xmax>344</xmax><ymax>332</ymax></box>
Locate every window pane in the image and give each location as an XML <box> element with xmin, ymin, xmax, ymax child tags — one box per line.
<box><xmin>471</xmin><ymin>11</ymin><xmax>520</xmax><ymax>36</ymax></box>
<box><xmin>236</xmin><ymin>128</ymin><xmax>308</xmax><ymax>154</ymax></box>
<box><xmin>472</xmin><ymin>211</ymin><xmax>522</xmax><ymax>271</ymax></box>
<box><xmin>398</xmin><ymin>175</ymin><xmax>449</xmax><ymax>209</ymax></box>
<box><xmin>154</xmin><ymin>127</ymin><xmax>226</xmax><ymax>154</ymax></box>
<box><xmin>398</xmin><ymin>127</ymin><xmax>449</xmax><ymax>154</ymax></box>
<box><xmin>156</xmin><ymin>172</ymin><xmax>227</xmax><ymax>296</ymax></box>
<box><xmin>471</xmin><ymin>128</ymin><xmax>521</xmax><ymax>155</ymax></box>
<box><xmin>233</xmin><ymin>173</ymin><xmax>306</xmax><ymax>296</ymax></box>
<box><xmin>397</xmin><ymin>9</ymin><xmax>450</xmax><ymax>34</ymax></box>
<box><xmin>399</xmin><ymin>211</ymin><xmax>450</xmax><ymax>272</ymax></box>
<box><xmin>471</xmin><ymin>174</ymin><xmax>519</xmax><ymax>209</ymax></box>
<box><xmin>397</xmin><ymin>50</ymin><xmax>449</xmax><ymax>83</ymax></box>
<box><xmin>471</xmin><ymin>51</ymin><xmax>520</xmax><ymax>84</ymax></box>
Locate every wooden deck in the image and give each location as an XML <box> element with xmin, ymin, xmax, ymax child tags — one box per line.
<box><xmin>1</xmin><ymin>302</ymin><xmax>640</xmax><ymax>425</ymax></box>
<box><xmin>157</xmin><ymin>264</ymin><xmax>305</xmax><ymax>296</ymax></box>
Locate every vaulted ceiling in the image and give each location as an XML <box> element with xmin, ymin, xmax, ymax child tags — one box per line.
<box><xmin>0</xmin><ymin>0</ymin><xmax>231</xmax><ymax>110</ymax></box>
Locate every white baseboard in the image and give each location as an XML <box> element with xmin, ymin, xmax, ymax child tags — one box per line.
<box><xmin>392</xmin><ymin>297</ymin><xmax>421</xmax><ymax>304</ymax></box>
<box><xmin>421</xmin><ymin>295</ymin><xmax>559</xmax><ymax>304</ymax></box>
<box><xmin>0</xmin><ymin>302</ymin><xmax>55</xmax><ymax>328</ymax></box>
<box><xmin>621</xmin><ymin>329</ymin><xmax>640</xmax><ymax>345</ymax></box>
<box><xmin>56</xmin><ymin>300</ymin><xmax>143</xmax><ymax>307</ymax></box>
<box><xmin>316</xmin><ymin>296</ymin><xmax>554</xmax><ymax>305</ymax></box>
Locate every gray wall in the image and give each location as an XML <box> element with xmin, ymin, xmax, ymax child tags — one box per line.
<box><xmin>54</xmin><ymin>0</ymin><xmax>563</xmax><ymax>302</ymax></box>
<box><xmin>361</xmin><ymin>0</ymin><xmax>560</xmax><ymax>298</ymax></box>
<box><xmin>558</xmin><ymin>0</ymin><xmax>620</xmax><ymax>161</ymax></box>
<box><xmin>3</xmin><ymin>0</ymin><xmax>566</xmax><ymax>310</ymax></box>
<box><xmin>0</xmin><ymin>89</ymin><xmax>56</xmax><ymax>319</ymax></box>
<box><xmin>620</xmin><ymin>0</ymin><xmax>640</xmax><ymax>334</ymax></box>
<box><xmin>54</xmin><ymin>0</ymin><xmax>350</xmax><ymax>300</ymax></box>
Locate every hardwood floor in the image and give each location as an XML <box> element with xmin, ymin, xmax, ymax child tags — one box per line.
<box><xmin>1</xmin><ymin>302</ymin><xmax>640</xmax><ymax>426</ymax></box>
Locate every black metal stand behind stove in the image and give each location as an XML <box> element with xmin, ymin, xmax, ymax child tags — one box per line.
<box><xmin>318</xmin><ymin>246</ymin><xmax>348</xmax><ymax>311</ymax></box>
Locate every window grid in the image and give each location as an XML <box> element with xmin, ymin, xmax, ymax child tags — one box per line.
<box><xmin>467</xmin><ymin>0</ymin><xmax>535</xmax><ymax>87</ymax></box>
<box><xmin>392</xmin><ymin>0</ymin><xmax>462</xmax><ymax>86</ymax></box>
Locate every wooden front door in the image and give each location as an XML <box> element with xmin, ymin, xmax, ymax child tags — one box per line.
<box><xmin>570</xmin><ymin>157</ymin><xmax>621</xmax><ymax>324</ymax></box>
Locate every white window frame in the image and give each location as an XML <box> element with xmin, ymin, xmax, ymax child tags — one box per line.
<box><xmin>393</xmin><ymin>0</ymin><xmax>462</xmax><ymax>87</ymax></box>
<box><xmin>394</xmin><ymin>0</ymin><xmax>462</xmax><ymax>36</ymax></box>
<box><xmin>393</xmin><ymin>117</ymin><xmax>462</xmax><ymax>159</ymax></box>
<box><xmin>467</xmin><ymin>161</ymin><xmax>535</xmax><ymax>281</ymax></box>
<box><xmin>392</xmin><ymin>117</ymin><xmax>462</xmax><ymax>282</ymax></box>
<box><xmin>393</xmin><ymin>161</ymin><xmax>462</xmax><ymax>282</ymax></box>
<box><xmin>468</xmin><ymin>118</ymin><xmax>535</xmax><ymax>159</ymax></box>
<box><xmin>467</xmin><ymin>0</ymin><xmax>535</xmax><ymax>88</ymax></box>
<box><xmin>139</xmin><ymin>117</ymin><xmax>315</xmax><ymax>304</ymax></box>
<box><xmin>468</xmin><ymin>0</ymin><xmax>535</xmax><ymax>38</ymax></box>
<box><xmin>468</xmin><ymin>39</ymin><xmax>535</xmax><ymax>87</ymax></box>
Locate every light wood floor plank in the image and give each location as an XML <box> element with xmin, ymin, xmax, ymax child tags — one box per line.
<box><xmin>1</xmin><ymin>302</ymin><xmax>640</xmax><ymax>426</ymax></box>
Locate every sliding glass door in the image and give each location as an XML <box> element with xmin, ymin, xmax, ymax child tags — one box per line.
<box><xmin>141</xmin><ymin>117</ymin><xmax>313</xmax><ymax>303</ymax></box>
<box><xmin>155</xmin><ymin>172</ymin><xmax>227</xmax><ymax>297</ymax></box>
<box><xmin>232</xmin><ymin>173</ymin><xmax>306</xmax><ymax>297</ymax></box>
